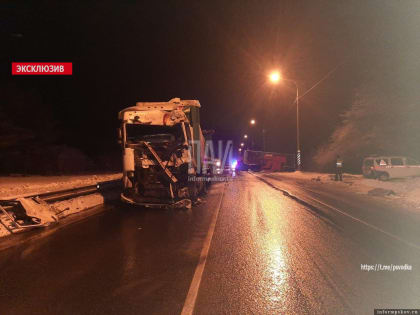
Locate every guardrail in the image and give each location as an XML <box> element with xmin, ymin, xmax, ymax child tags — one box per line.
<box><xmin>35</xmin><ymin>179</ymin><xmax>121</xmax><ymax>203</ymax></box>
<box><xmin>0</xmin><ymin>179</ymin><xmax>121</xmax><ymax>205</ymax></box>
<box><xmin>0</xmin><ymin>179</ymin><xmax>122</xmax><ymax>231</ymax></box>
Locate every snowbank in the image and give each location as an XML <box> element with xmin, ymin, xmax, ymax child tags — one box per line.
<box><xmin>348</xmin><ymin>176</ymin><xmax>420</xmax><ymax>207</ymax></box>
<box><xmin>262</xmin><ymin>171</ymin><xmax>420</xmax><ymax>208</ymax></box>
<box><xmin>0</xmin><ymin>173</ymin><xmax>122</xmax><ymax>199</ymax></box>
<box><xmin>0</xmin><ymin>174</ymin><xmax>121</xmax><ymax>240</ymax></box>
<box><xmin>53</xmin><ymin>191</ymin><xmax>120</xmax><ymax>218</ymax></box>
<box><xmin>0</xmin><ymin>191</ymin><xmax>120</xmax><ymax>239</ymax></box>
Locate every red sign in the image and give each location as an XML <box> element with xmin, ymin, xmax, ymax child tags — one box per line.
<box><xmin>12</xmin><ymin>62</ymin><xmax>72</xmax><ymax>75</ymax></box>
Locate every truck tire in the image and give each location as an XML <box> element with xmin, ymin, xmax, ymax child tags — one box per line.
<box><xmin>365</xmin><ymin>170</ymin><xmax>376</xmax><ymax>179</ymax></box>
<box><xmin>201</xmin><ymin>180</ymin><xmax>208</xmax><ymax>195</ymax></box>
<box><xmin>378</xmin><ymin>172</ymin><xmax>389</xmax><ymax>181</ymax></box>
<box><xmin>188</xmin><ymin>182</ymin><xmax>198</xmax><ymax>202</ymax></box>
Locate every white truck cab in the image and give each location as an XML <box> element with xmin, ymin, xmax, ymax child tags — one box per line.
<box><xmin>118</xmin><ymin>98</ymin><xmax>208</xmax><ymax>208</ymax></box>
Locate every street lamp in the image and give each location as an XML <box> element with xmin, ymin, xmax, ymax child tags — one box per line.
<box><xmin>240</xmin><ymin>142</ymin><xmax>244</xmax><ymax>147</ymax></box>
<box><xmin>249</xmin><ymin>118</ymin><xmax>266</xmax><ymax>152</ymax></box>
<box><xmin>249</xmin><ymin>119</ymin><xmax>257</xmax><ymax>150</ymax></box>
<box><xmin>268</xmin><ymin>70</ymin><xmax>301</xmax><ymax>170</ymax></box>
<box><xmin>244</xmin><ymin>134</ymin><xmax>248</xmax><ymax>139</ymax></box>
<box><xmin>269</xmin><ymin>70</ymin><xmax>281</xmax><ymax>84</ymax></box>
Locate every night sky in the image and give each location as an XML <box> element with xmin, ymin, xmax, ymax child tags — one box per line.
<box><xmin>1</xmin><ymin>1</ymin><xmax>419</xmax><ymax>172</ymax></box>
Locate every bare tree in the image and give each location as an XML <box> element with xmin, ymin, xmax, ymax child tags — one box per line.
<box><xmin>313</xmin><ymin>86</ymin><xmax>418</xmax><ymax>172</ymax></box>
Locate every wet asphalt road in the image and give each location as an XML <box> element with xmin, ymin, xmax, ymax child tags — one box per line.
<box><xmin>1</xmin><ymin>172</ymin><xmax>420</xmax><ymax>314</ymax></box>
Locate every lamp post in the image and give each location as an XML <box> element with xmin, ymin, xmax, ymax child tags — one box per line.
<box><xmin>249</xmin><ymin>119</ymin><xmax>256</xmax><ymax>150</ymax></box>
<box><xmin>248</xmin><ymin>119</ymin><xmax>266</xmax><ymax>151</ymax></box>
<box><xmin>268</xmin><ymin>70</ymin><xmax>301</xmax><ymax>171</ymax></box>
<box><xmin>262</xmin><ymin>128</ymin><xmax>266</xmax><ymax>152</ymax></box>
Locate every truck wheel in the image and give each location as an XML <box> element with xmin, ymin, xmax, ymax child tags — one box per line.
<box><xmin>378</xmin><ymin>172</ymin><xmax>389</xmax><ymax>181</ymax></box>
<box><xmin>201</xmin><ymin>180</ymin><xmax>208</xmax><ymax>195</ymax></box>
<box><xmin>366</xmin><ymin>170</ymin><xmax>376</xmax><ymax>179</ymax></box>
<box><xmin>188</xmin><ymin>182</ymin><xmax>198</xmax><ymax>202</ymax></box>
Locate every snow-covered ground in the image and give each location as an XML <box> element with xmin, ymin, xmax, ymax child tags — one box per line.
<box><xmin>262</xmin><ymin>171</ymin><xmax>420</xmax><ymax>209</ymax></box>
<box><xmin>0</xmin><ymin>173</ymin><xmax>122</xmax><ymax>199</ymax></box>
<box><xmin>0</xmin><ymin>174</ymin><xmax>122</xmax><ymax>239</ymax></box>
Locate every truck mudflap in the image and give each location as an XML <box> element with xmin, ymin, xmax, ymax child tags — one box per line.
<box><xmin>120</xmin><ymin>193</ymin><xmax>192</xmax><ymax>209</ymax></box>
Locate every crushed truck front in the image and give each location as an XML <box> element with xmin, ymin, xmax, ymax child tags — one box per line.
<box><xmin>118</xmin><ymin>98</ymin><xmax>207</xmax><ymax>208</ymax></box>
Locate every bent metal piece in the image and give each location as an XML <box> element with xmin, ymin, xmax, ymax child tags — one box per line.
<box><xmin>120</xmin><ymin>193</ymin><xmax>191</xmax><ymax>209</ymax></box>
<box><xmin>0</xmin><ymin>200</ymin><xmax>46</xmax><ymax>231</ymax></box>
<box><xmin>143</xmin><ymin>141</ymin><xmax>178</xmax><ymax>183</ymax></box>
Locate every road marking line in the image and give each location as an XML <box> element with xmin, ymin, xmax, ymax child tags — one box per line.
<box><xmin>303</xmin><ymin>193</ymin><xmax>420</xmax><ymax>251</ymax></box>
<box><xmin>181</xmin><ymin>184</ymin><xmax>226</xmax><ymax>315</ymax></box>
<box><xmin>252</xmin><ymin>172</ymin><xmax>420</xmax><ymax>251</ymax></box>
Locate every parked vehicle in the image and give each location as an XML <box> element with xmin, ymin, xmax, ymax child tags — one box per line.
<box><xmin>211</xmin><ymin>158</ymin><xmax>236</xmax><ymax>175</ymax></box>
<box><xmin>243</xmin><ymin>150</ymin><xmax>296</xmax><ymax>172</ymax></box>
<box><xmin>243</xmin><ymin>150</ymin><xmax>264</xmax><ymax>171</ymax></box>
<box><xmin>362</xmin><ymin>156</ymin><xmax>420</xmax><ymax>180</ymax></box>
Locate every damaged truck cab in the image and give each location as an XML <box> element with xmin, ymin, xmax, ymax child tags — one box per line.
<box><xmin>118</xmin><ymin>98</ymin><xmax>208</xmax><ymax>208</ymax></box>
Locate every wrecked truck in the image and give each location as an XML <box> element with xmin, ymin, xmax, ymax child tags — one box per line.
<box><xmin>118</xmin><ymin>98</ymin><xmax>210</xmax><ymax>208</ymax></box>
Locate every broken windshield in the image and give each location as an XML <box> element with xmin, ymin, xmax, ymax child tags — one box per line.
<box><xmin>125</xmin><ymin>124</ymin><xmax>184</xmax><ymax>143</ymax></box>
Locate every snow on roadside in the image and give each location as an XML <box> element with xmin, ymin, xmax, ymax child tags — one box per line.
<box><xmin>53</xmin><ymin>191</ymin><xmax>120</xmax><ymax>218</ymax></box>
<box><xmin>262</xmin><ymin>171</ymin><xmax>420</xmax><ymax>208</ymax></box>
<box><xmin>0</xmin><ymin>190</ymin><xmax>120</xmax><ymax>239</ymax></box>
<box><xmin>0</xmin><ymin>174</ymin><xmax>121</xmax><ymax>239</ymax></box>
<box><xmin>349</xmin><ymin>176</ymin><xmax>420</xmax><ymax>208</ymax></box>
<box><xmin>0</xmin><ymin>173</ymin><xmax>122</xmax><ymax>199</ymax></box>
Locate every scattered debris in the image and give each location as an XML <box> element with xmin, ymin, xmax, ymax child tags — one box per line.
<box><xmin>311</xmin><ymin>176</ymin><xmax>322</xmax><ymax>182</ymax></box>
<box><xmin>17</xmin><ymin>197</ymin><xmax>58</xmax><ymax>223</ymax></box>
<box><xmin>368</xmin><ymin>188</ymin><xmax>396</xmax><ymax>197</ymax></box>
<box><xmin>0</xmin><ymin>189</ymin><xmax>120</xmax><ymax>238</ymax></box>
<box><xmin>263</xmin><ymin>171</ymin><xmax>420</xmax><ymax>209</ymax></box>
<box><xmin>0</xmin><ymin>197</ymin><xmax>57</xmax><ymax>233</ymax></box>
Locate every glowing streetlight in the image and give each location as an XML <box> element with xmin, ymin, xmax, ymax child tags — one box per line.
<box><xmin>268</xmin><ymin>69</ymin><xmax>301</xmax><ymax>170</ymax></box>
<box><xmin>238</xmin><ymin>148</ymin><xmax>242</xmax><ymax>152</ymax></box>
<box><xmin>244</xmin><ymin>134</ymin><xmax>248</xmax><ymax>139</ymax></box>
<box><xmin>240</xmin><ymin>142</ymin><xmax>244</xmax><ymax>147</ymax></box>
<box><xmin>268</xmin><ymin>70</ymin><xmax>281</xmax><ymax>84</ymax></box>
<box><xmin>250</xmin><ymin>119</ymin><xmax>256</xmax><ymax>125</ymax></box>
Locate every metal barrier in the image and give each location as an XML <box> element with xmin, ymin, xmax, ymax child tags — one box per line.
<box><xmin>0</xmin><ymin>179</ymin><xmax>121</xmax><ymax>231</ymax></box>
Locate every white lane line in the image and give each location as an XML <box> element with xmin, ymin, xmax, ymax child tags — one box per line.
<box><xmin>181</xmin><ymin>184</ymin><xmax>226</xmax><ymax>315</ymax></box>
<box><xmin>302</xmin><ymin>193</ymin><xmax>420</xmax><ymax>251</ymax></box>
<box><xmin>252</xmin><ymin>172</ymin><xmax>420</xmax><ymax>251</ymax></box>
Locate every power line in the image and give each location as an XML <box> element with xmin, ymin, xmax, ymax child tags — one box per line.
<box><xmin>297</xmin><ymin>60</ymin><xmax>348</xmax><ymax>101</ymax></box>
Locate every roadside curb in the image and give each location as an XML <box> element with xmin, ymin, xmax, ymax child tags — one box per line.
<box><xmin>250</xmin><ymin>171</ymin><xmax>420</xmax><ymax>252</ymax></box>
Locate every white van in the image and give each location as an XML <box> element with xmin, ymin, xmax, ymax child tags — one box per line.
<box><xmin>362</xmin><ymin>156</ymin><xmax>420</xmax><ymax>180</ymax></box>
